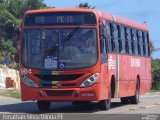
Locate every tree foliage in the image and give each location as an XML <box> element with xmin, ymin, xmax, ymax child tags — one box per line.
<box><xmin>78</xmin><ymin>3</ymin><xmax>95</xmax><ymax>9</ymax></box>
<box><xmin>0</xmin><ymin>0</ymin><xmax>47</xmax><ymax>68</ymax></box>
<box><xmin>152</xmin><ymin>59</ymin><xmax>160</xmax><ymax>90</ymax></box>
<box><xmin>150</xmin><ymin>40</ymin><xmax>154</xmax><ymax>55</ymax></box>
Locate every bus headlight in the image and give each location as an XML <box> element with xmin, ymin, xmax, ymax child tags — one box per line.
<box><xmin>22</xmin><ymin>76</ymin><xmax>38</xmax><ymax>88</ymax></box>
<box><xmin>79</xmin><ymin>73</ymin><xmax>100</xmax><ymax>88</ymax></box>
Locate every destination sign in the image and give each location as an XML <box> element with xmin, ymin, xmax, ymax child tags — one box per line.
<box><xmin>24</xmin><ymin>12</ymin><xmax>96</xmax><ymax>26</ymax></box>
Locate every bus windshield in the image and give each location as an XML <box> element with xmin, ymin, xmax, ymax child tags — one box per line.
<box><xmin>22</xmin><ymin>28</ymin><xmax>98</xmax><ymax>70</ymax></box>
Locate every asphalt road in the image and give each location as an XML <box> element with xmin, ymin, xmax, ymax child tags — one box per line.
<box><xmin>0</xmin><ymin>93</ymin><xmax>160</xmax><ymax>120</ymax></box>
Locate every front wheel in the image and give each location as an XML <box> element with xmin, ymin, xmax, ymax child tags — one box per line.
<box><xmin>37</xmin><ymin>100</ymin><xmax>51</xmax><ymax>111</ymax></box>
<box><xmin>98</xmin><ymin>89</ymin><xmax>111</xmax><ymax>110</ymax></box>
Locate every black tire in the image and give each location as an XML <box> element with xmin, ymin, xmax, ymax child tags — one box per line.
<box><xmin>98</xmin><ymin>98</ymin><xmax>111</xmax><ymax>110</ymax></box>
<box><xmin>121</xmin><ymin>97</ymin><xmax>130</xmax><ymax>104</ymax></box>
<box><xmin>37</xmin><ymin>100</ymin><xmax>51</xmax><ymax>111</ymax></box>
<box><xmin>98</xmin><ymin>90</ymin><xmax>111</xmax><ymax>110</ymax></box>
<box><xmin>130</xmin><ymin>82</ymin><xmax>140</xmax><ymax>104</ymax></box>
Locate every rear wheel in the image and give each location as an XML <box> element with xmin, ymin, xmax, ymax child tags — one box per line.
<box><xmin>37</xmin><ymin>100</ymin><xmax>51</xmax><ymax>111</ymax></box>
<box><xmin>130</xmin><ymin>82</ymin><xmax>140</xmax><ymax>104</ymax></box>
<box><xmin>121</xmin><ymin>97</ymin><xmax>130</xmax><ymax>104</ymax></box>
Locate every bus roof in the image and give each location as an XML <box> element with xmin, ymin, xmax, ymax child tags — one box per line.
<box><xmin>25</xmin><ymin>8</ymin><xmax>99</xmax><ymax>14</ymax></box>
<box><xmin>100</xmin><ymin>12</ymin><xmax>148</xmax><ymax>31</ymax></box>
<box><xmin>25</xmin><ymin>8</ymin><xmax>148</xmax><ymax>31</ymax></box>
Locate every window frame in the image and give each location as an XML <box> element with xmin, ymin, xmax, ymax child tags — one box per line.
<box><xmin>105</xmin><ymin>20</ymin><xmax>150</xmax><ymax>57</ymax></box>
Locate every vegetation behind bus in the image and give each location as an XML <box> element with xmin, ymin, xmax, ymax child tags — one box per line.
<box><xmin>0</xmin><ymin>1</ymin><xmax>159</xmax><ymax>90</ymax></box>
<box><xmin>152</xmin><ymin>59</ymin><xmax>160</xmax><ymax>90</ymax></box>
<box><xmin>0</xmin><ymin>0</ymin><xmax>47</xmax><ymax>69</ymax></box>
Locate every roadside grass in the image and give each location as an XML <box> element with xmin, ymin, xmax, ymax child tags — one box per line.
<box><xmin>148</xmin><ymin>89</ymin><xmax>160</xmax><ymax>95</ymax></box>
<box><xmin>0</xmin><ymin>89</ymin><xmax>21</xmax><ymax>99</ymax></box>
<box><xmin>150</xmin><ymin>89</ymin><xmax>160</xmax><ymax>92</ymax></box>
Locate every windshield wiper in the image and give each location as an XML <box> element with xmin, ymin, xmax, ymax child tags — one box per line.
<box><xmin>64</xmin><ymin>26</ymin><xmax>80</xmax><ymax>42</ymax></box>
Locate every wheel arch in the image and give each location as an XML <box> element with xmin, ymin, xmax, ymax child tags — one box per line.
<box><xmin>137</xmin><ymin>74</ymin><xmax>140</xmax><ymax>88</ymax></box>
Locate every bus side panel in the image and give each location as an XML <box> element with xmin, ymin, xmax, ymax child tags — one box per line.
<box><xmin>100</xmin><ymin>63</ymin><xmax>109</xmax><ymax>100</ymax></box>
<box><xmin>107</xmin><ymin>54</ymin><xmax>116</xmax><ymax>97</ymax></box>
<box><xmin>134</xmin><ymin>57</ymin><xmax>146</xmax><ymax>95</ymax></box>
<box><xmin>143</xmin><ymin>57</ymin><xmax>152</xmax><ymax>94</ymax></box>
<box><xmin>119</xmin><ymin>54</ymin><xmax>128</xmax><ymax>97</ymax></box>
<box><xmin>145</xmin><ymin>57</ymin><xmax>152</xmax><ymax>91</ymax></box>
<box><xmin>119</xmin><ymin>55</ymin><xmax>135</xmax><ymax>98</ymax></box>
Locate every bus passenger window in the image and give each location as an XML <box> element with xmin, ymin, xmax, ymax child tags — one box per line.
<box><xmin>139</xmin><ymin>31</ymin><xmax>143</xmax><ymax>56</ymax></box>
<box><xmin>117</xmin><ymin>25</ymin><xmax>122</xmax><ymax>53</ymax></box>
<box><xmin>131</xmin><ymin>29</ymin><xmax>135</xmax><ymax>55</ymax></box>
<box><xmin>127</xmin><ymin>28</ymin><xmax>132</xmax><ymax>55</ymax></box>
<box><xmin>120</xmin><ymin>26</ymin><xmax>125</xmax><ymax>54</ymax></box>
<box><xmin>110</xmin><ymin>23</ymin><xmax>115</xmax><ymax>52</ymax></box>
<box><xmin>133</xmin><ymin>29</ymin><xmax>138</xmax><ymax>55</ymax></box>
<box><xmin>100</xmin><ymin>38</ymin><xmax>107</xmax><ymax>63</ymax></box>
<box><xmin>144</xmin><ymin>32</ymin><xmax>148</xmax><ymax>56</ymax></box>
<box><xmin>113</xmin><ymin>23</ymin><xmax>118</xmax><ymax>53</ymax></box>
<box><xmin>147</xmin><ymin>33</ymin><xmax>150</xmax><ymax>56</ymax></box>
<box><xmin>124</xmin><ymin>27</ymin><xmax>129</xmax><ymax>54</ymax></box>
<box><xmin>142</xmin><ymin>32</ymin><xmax>146</xmax><ymax>56</ymax></box>
<box><xmin>136</xmin><ymin>30</ymin><xmax>141</xmax><ymax>55</ymax></box>
<box><xmin>106</xmin><ymin>22</ymin><xmax>112</xmax><ymax>52</ymax></box>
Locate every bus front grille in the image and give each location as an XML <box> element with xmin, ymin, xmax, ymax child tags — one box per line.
<box><xmin>40</xmin><ymin>83</ymin><xmax>76</xmax><ymax>88</ymax></box>
<box><xmin>35</xmin><ymin>74</ymin><xmax>83</xmax><ymax>81</ymax></box>
<box><xmin>45</xmin><ymin>90</ymin><xmax>74</xmax><ymax>96</ymax></box>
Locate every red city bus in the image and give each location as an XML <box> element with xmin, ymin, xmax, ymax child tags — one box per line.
<box><xmin>20</xmin><ymin>8</ymin><xmax>152</xmax><ymax>111</ymax></box>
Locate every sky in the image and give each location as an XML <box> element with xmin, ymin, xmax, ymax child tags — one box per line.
<box><xmin>44</xmin><ymin>0</ymin><xmax>160</xmax><ymax>59</ymax></box>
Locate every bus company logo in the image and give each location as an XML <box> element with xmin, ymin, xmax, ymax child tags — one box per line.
<box><xmin>108</xmin><ymin>56</ymin><xmax>116</xmax><ymax>70</ymax></box>
<box><xmin>56</xmin><ymin>82</ymin><xmax>62</xmax><ymax>88</ymax></box>
<box><xmin>131</xmin><ymin>58</ymin><xmax>140</xmax><ymax>67</ymax></box>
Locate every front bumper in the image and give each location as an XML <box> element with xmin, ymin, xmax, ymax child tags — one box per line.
<box><xmin>21</xmin><ymin>83</ymin><xmax>101</xmax><ymax>101</ymax></box>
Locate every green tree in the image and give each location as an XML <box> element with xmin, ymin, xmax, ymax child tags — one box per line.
<box><xmin>78</xmin><ymin>3</ymin><xmax>95</xmax><ymax>9</ymax></box>
<box><xmin>0</xmin><ymin>0</ymin><xmax>48</xmax><ymax>68</ymax></box>
<box><xmin>152</xmin><ymin>59</ymin><xmax>160</xmax><ymax>90</ymax></box>
<box><xmin>150</xmin><ymin>40</ymin><xmax>154</xmax><ymax>55</ymax></box>
<box><xmin>22</xmin><ymin>0</ymin><xmax>47</xmax><ymax>14</ymax></box>
<box><xmin>149</xmin><ymin>41</ymin><xmax>160</xmax><ymax>90</ymax></box>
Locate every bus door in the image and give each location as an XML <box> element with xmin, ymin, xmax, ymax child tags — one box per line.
<box><xmin>99</xmin><ymin>21</ymin><xmax>109</xmax><ymax>98</ymax></box>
